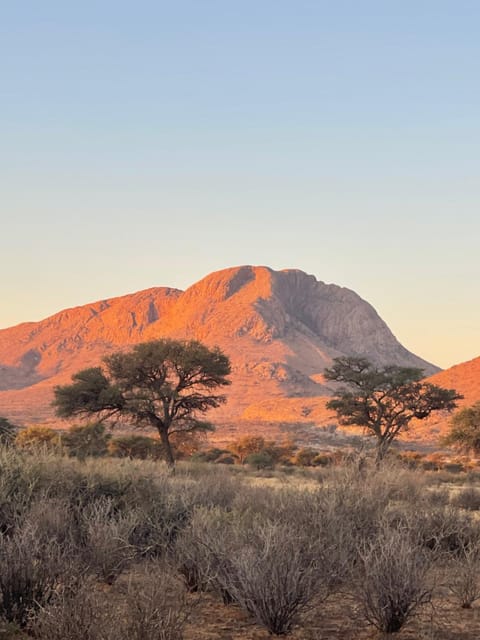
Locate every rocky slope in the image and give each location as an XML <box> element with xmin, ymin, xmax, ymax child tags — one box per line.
<box><xmin>0</xmin><ymin>265</ymin><xmax>439</xmax><ymax>427</ymax></box>
<box><xmin>404</xmin><ymin>356</ymin><xmax>480</xmax><ymax>444</ymax></box>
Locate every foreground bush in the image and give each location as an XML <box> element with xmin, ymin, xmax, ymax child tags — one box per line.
<box><xmin>222</xmin><ymin>522</ymin><xmax>329</xmax><ymax>635</ymax></box>
<box><xmin>176</xmin><ymin>507</ymin><xmax>346</xmax><ymax>635</ymax></box>
<box><xmin>357</xmin><ymin>528</ymin><xmax>433</xmax><ymax>633</ymax></box>
<box><xmin>29</xmin><ymin>578</ymin><xmax>116</xmax><ymax>640</ymax></box>
<box><xmin>123</xmin><ymin>562</ymin><xmax>188</xmax><ymax>640</ymax></box>
<box><xmin>448</xmin><ymin>542</ymin><xmax>480</xmax><ymax>608</ymax></box>
<box><xmin>0</xmin><ymin>523</ymin><xmax>65</xmax><ymax>626</ymax></box>
<box><xmin>81</xmin><ymin>498</ymin><xmax>138</xmax><ymax>583</ymax></box>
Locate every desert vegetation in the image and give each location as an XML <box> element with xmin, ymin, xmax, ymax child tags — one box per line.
<box><xmin>53</xmin><ymin>339</ymin><xmax>231</xmax><ymax>467</ymax></box>
<box><xmin>0</xmin><ymin>443</ymin><xmax>478</xmax><ymax>639</ymax></box>
<box><xmin>324</xmin><ymin>356</ymin><xmax>462</xmax><ymax>461</ymax></box>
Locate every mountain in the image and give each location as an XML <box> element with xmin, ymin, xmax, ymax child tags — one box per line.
<box><xmin>0</xmin><ymin>265</ymin><xmax>440</xmax><ymax>428</ymax></box>
<box><xmin>402</xmin><ymin>356</ymin><xmax>480</xmax><ymax>444</ymax></box>
<box><xmin>427</xmin><ymin>356</ymin><xmax>480</xmax><ymax>407</ymax></box>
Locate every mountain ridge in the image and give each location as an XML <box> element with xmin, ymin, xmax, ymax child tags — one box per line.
<box><xmin>0</xmin><ymin>265</ymin><xmax>442</xmax><ymax>429</ymax></box>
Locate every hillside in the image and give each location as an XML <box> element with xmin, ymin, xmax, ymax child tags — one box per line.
<box><xmin>0</xmin><ymin>265</ymin><xmax>439</xmax><ymax>429</ymax></box>
<box><xmin>404</xmin><ymin>356</ymin><xmax>480</xmax><ymax>444</ymax></box>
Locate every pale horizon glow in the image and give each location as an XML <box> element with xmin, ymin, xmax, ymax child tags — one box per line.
<box><xmin>1</xmin><ymin>1</ymin><xmax>479</xmax><ymax>370</ymax></box>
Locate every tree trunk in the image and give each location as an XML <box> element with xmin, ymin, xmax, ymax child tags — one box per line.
<box><xmin>375</xmin><ymin>437</ymin><xmax>389</xmax><ymax>465</ymax></box>
<box><xmin>158</xmin><ymin>426</ymin><xmax>175</xmax><ymax>468</ymax></box>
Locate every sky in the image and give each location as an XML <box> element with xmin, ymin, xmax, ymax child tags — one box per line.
<box><xmin>1</xmin><ymin>1</ymin><xmax>479</xmax><ymax>369</ymax></box>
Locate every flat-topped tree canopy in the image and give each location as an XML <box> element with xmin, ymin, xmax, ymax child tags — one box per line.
<box><xmin>324</xmin><ymin>356</ymin><xmax>462</xmax><ymax>462</ymax></box>
<box><xmin>53</xmin><ymin>339</ymin><xmax>231</xmax><ymax>466</ymax></box>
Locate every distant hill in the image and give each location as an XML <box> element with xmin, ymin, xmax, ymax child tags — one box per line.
<box><xmin>403</xmin><ymin>356</ymin><xmax>480</xmax><ymax>445</ymax></box>
<box><xmin>0</xmin><ymin>265</ymin><xmax>440</xmax><ymax>429</ymax></box>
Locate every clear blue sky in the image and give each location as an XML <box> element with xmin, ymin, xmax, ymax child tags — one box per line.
<box><xmin>1</xmin><ymin>1</ymin><xmax>479</xmax><ymax>368</ymax></box>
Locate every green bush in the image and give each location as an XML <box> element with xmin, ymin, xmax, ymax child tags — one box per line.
<box><xmin>62</xmin><ymin>422</ymin><xmax>111</xmax><ymax>460</ymax></box>
<box><xmin>245</xmin><ymin>450</ymin><xmax>275</xmax><ymax>470</ymax></box>
<box><xmin>108</xmin><ymin>434</ymin><xmax>163</xmax><ymax>460</ymax></box>
<box><xmin>443</xmin><ymin>462</ymin><xmax>465</xmax><ymax>474</ymax></box>
<box><xmin>190</xmin><ymin>447</ymin><xmax>231</xmax><ymax>463</ymax></box>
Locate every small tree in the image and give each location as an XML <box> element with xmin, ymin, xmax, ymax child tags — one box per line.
<box><xmin>62</xmin><ymin>422</ymin><xmax>111</xmax><ymax>460</ymax></box>
<box><xmin>442</xmin><ymin>402</ymin><xmax>480</xmax><ymax>454</ymax></box>
<box><xmin>53</xmin><ymin>339</ymin><xmax>231</xmax><ymax>467</ymax></box>
<box><xmin>324</xmin><ymin>357</ymin><xmax>461</xmax><ymax>462</ymax></box>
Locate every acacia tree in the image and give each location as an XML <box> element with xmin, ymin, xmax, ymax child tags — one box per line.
<box><xmin>324</xmin><ymin>356</ymin><xmax>462</xmax><ymax>462</ymax></box>
<box><xmin>53</xmin><ymin>339</ymin><xmax>231</xmax><ymax>466</ymax></box>
<box><xmin>442</xmin><ymin>402</ymin><xmax>480</xmax><ymax>454</ymax></box>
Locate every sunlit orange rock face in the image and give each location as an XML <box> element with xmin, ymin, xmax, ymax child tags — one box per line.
<box><xmin>406</xmin><ymin>357</ymin><xmax>480</xmax><ymax>444</ymax></box>
<box><xmin>0</xmin><ymin>266</ymin><xmax>440</xmax><ymax>434</ymax></box>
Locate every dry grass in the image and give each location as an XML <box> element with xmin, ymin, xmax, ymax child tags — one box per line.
<box><xmin>0</xmin><ymin>448</ymin><xmax>480</xmax><ymax>638</ymax></box>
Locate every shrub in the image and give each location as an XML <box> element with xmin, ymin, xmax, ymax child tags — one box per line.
<box><xmin>190</xmin><ymin>447</ymin><xmax>231</xmax><ymax>463</ymax></box>
<box><xmin>312</xmin><ymin>452</ymin><xmax>335</xmax><ymax>467</ymax></box>
<box><xmin>450</xmin><ymin>487</ymin><xmax>480</xmax><ymax>511</ymax></box>
<box><xmin>81</xmin><ymin>498</ymin><xmax>137</xmax><ymax>583</ymax></box>
<box><xmin>0</xmin><ymin>448</ymin><xmax>38</xmax><ymax>534</ymax></box>
<box><xmin>448</xmin><ymin>543</ymin><xmax>480</xmax><ymax>608</ymax></box>
<box><xmin>245</xmin><ymin>450</ymin><xmax>275</xmax><ymax>470</ymax></box>
<box><xmin>170</xmin><ymin>430</ymin><xmax>205</xmax><ymax>459</ymax></box>
<box><xmin>413</xmin><ymin>507</ymin><xmax>480</xmax><ymax>555</ymax></box>
<box><xmin>15</xmin><ymin>425</ymin><xmax>60</xmax><ymax>450</ymax></box>
<box><xmin>215</xmin><ymin>453</ymin><xmax>236</xmax><ymax>464</ymax></box>
<box><xmin>174</xmin><ymin>506</ymin><xmax>235</xmax><ymax>598</ymax></box>
<box><xmin>67</xmin><ymin>470</ymin><xmax>134</xmax><ymax>514</ymax></box>
<box><xmin>122</xmin><ymin>562</ymin><xmax>189</xmax><ymax>640</ymax></box>
<box><xmin>177</xmin><ymin>468</ymin><xmax>240</xmax><ymax>511</ymax></box>
<box><xmin>29</xmin><ymin>578</ymin><xmax>116</xmax><ymax>640</ymax></box>
<box><xmin>315</xmin><ymin>465</ymin><xmax>391</xmax><ymax>544</ymax></box>
<box><xmin>129</xmin><ymin>493</ymin><xmax>191</xmax><ymax>558</ymax></box>
<box><xmin>24</xmin><ymin>497</ymin><xmax>77</xmax><ymax>548</ymax></box>
<box><xmin>398</xmin><ymin>450</ymin><xmax>424</xmax><ymax>469</ymax></box>
<box><xmin>357</xmin><ymin>528</ymin><xmax>433</xmax><ymax>633</ymax></box>
<box><xmin>62</xmin><ymin>422</ymin><xmax>110</xmax><ymax>460</ymax></box>
<box><xmin>0</xmin><ymin>417</ymin><xmax>18</xmax><ymax>445</ymax></box>
<box><xmin>0</xmin><ymin>523</ymin><xmax>65</xmax><ymax>626</ymax></box>
<box><xmin>425</xmin><ymin>487</ymin><xmax>450</xmax><ymax>507</ymax></box>
<box><xmin>443</xmin><ymin>462</ymin><xmax>465</xmax><ymax>474</ymax></box>
<box><xmin>442</xmin><ymin>402</ymin><xmax>480</xmax><ymax>454</ymax></box>
<box><xmin>218</xmin><ymin>521</ymin><xmax>331</xmax><ymax>635</ymax></box>
<box><xmin>108</xmin><ymin>434</ymin><xmax>163</xmax><ymax>460</ymax></box>
<box><xmin>229</xmin><ymin>435</ymin><xmax>266</xmax><ymax>464</ymax></box>
<box><xmin>293</xmin><ymin>447</ymin><xmax>318</xmax><ymax>467</ymax></box>
<box><xmin>177</xmin><ymin>505</ymin><xmax>347</xmax><ymax>635</ymax></box>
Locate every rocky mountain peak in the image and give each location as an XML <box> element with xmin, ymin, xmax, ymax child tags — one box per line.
<box><xmin>0</xmin><ymin>265</ymin><xmax>440</xmax><ymax>426</ymax></box>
